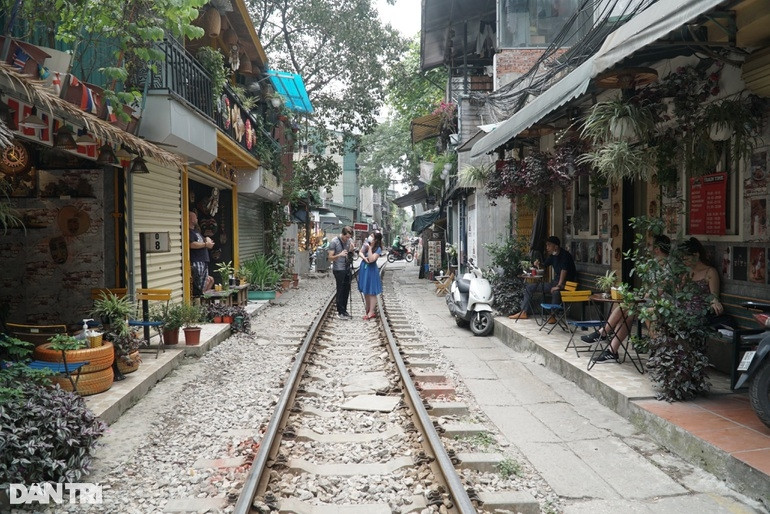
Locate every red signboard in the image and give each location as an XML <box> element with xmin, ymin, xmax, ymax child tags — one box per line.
<box><xmin>353</xmin><ymin>222</ymin><xmax>369</xmax><ymax>232</ymax></box>
<box><xmin>689</xmin><ymin>172</ymin><xmax>727</xmax><ymax>235</ymax></box>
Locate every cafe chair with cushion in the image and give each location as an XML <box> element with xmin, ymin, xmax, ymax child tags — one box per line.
<box><xmin>128</xmin><ymin>288</ymin><xmax>172</xmax><ymax>358</ymax></box>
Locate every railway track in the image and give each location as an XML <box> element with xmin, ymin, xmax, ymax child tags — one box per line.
<box><xmin>233</xmin><ymin>267</ymin><xmax>522</xmax><ymax>513</ymax></box>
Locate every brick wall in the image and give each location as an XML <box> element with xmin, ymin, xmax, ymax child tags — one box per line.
<box><xmin>495</xmin><ymin>48</ymin><xmax>569</xmax><ymax>88</ymax></box>
<box><xmin>1</xmin><ymin>169</ymin><xmax>105</xmax><ymax>325</ymax></box>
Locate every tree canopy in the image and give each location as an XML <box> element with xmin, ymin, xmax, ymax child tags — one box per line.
<box><xmin>248</xmin><ymin>0</ymin><xmax>406</xmax><ymax>142</ymax></box>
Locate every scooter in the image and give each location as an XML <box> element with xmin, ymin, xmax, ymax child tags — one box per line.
<box><xmin>734</xmin><ymin>301</ymin><xmax>770</xmax><ymax>429</ymax></box>
<box><xmin>445</xmin><ymin>258</ymin><xmax>494</xmax><ymax>336</ymax></box>
<box><xmin>387</xmin><ymin>246</ymin><xmax>413</xmax><ymax>263</ymax></box>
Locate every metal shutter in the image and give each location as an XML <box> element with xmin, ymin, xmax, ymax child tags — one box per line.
<box><xmin>237</xmin><ymin>194</ymin><xmax>265</xmax><ymax>262</ymax></box>
<box><xmin>130</xmin><ymin>160</ymin><xmax>184</xmax><ymax>302</ymax></box>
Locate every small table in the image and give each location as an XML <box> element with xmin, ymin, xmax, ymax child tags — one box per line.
<box><xmin>518</xmin><ymin>273</ymin><xmax>547</xmax><ymax>325</ymax></box>
<box><xmin>231</xmin><ymin>283</ymin><xmax>249</xmax><ymax>306</ymax></box>
<box><xmin>200</xmin><ymin>290</ymin><xmax>235</xmax><ymax>307</ymax></box>
<box><xmin>587</xmin><ymin>294</ymin><xmax>645</xmax><ymax>373</ymax></box>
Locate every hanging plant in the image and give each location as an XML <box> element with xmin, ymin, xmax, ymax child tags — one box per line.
<box><xmin>578</xmin><ymin>140</ymin><xmax>656</xmax><ymax>183</ymax></box>
<box><xmin>485</xmin><ymin>152</ymin><xmax>570</xmax><ymax>207</ymax></box>
<box><xmin>580</xmin><ymin>97</ymin><xmax>658</xmax><ymax>143</ymax></box>
<box><xmin>702</xmin><ymin>95</ymin><xmax>765</xmax><ymax>171</ymax></box>
<box><xmin>457</xmin><ymin>163</ymin><xmax>493</xmax><ymax>188</ymax></box>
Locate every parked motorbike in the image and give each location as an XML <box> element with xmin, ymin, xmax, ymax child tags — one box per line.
<box><xmin>387</xmin><ymin>246</ymin><xmax>413</xmax><ymax>263</ymax></box>
<box><xmin>734</xmin><ymin>301</ymin><xmax>770</xmax><ymax>429</ymax></box>
<box><xmin>445</xmin><ymin>258</ymin><xmax>494</xmax><ymax>336</ymax></box>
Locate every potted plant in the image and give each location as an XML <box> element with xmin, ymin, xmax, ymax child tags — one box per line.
<box><xmin>595</xmin><ymin>270</ymin><xmax>618</xmax><ymax>298</ymax></box>
<box><xmin>178</xmin><ymin>303</ymin><xmax>204</xmax><ymax>345</ymax></box>
<box><xmin>196</xmin><ymin>46</ymin><xmax>228</xmax><ymax>108</ymax></box>
<box><xmin>34</xmin><ymin>333</ymin><xmax>115</xmax><ymax>394</ymax></box>
<box><xmin>222</xmin><ymin>305</ymin><xmax>235</xmax><ymax>324</ymax></box>
<box><xmin>203</xmin><ymin>303</ymin><xmax>226</xmax><ymax>323</ymax></box>
<box><xmin>151</xmin><ymin>302</ymin><xmax>184</xmax><ymax>345</ymax></box>
<box><xmin>215</xmin><ymin>260</ymin><xmax>235</xmax><ymax>290</ymax></box>
<box><xmin>242</xmin><ymin>255</ymin><xmax>281</xmax><ymax>300</ymax></box>
<box><xmin>110</xmin><ymin>324</ymin><xmax>144</xmax><ymax>375</ymax></box>
<box><xmin>91</xmin><ymin>291</ymin><xmax>133</xmax><ymax>331</ymax></box>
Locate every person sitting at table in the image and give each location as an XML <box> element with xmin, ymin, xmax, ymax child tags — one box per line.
<box><xmin>683</xmin><ymin>237</ymin><xmax>733</xmax><ymax>329</ymax></box>
<box><xmin>586</xmin><ymin>234</ymin><xmax>671</xmax><ymax>364</ymax></box>
<box><xmin>509</xmin><ymin>235</ymin><xmax>576</xmax><ymax>321</ymax></box>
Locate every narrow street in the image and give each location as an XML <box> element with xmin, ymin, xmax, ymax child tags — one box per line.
<box><xmin>386</xmin><ymin>261</ymin><xmax>764</xmax><ymax>513</ymax></box>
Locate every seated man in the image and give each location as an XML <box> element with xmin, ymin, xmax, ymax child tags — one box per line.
<box><xmin>509</xmin><ymin>236</ymin><xmax>576</xmax><ymax>321</ymax></box>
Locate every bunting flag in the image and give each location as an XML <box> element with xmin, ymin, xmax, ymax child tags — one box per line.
<box><xmin>52</xmin><ymin>72</ymin><xmax>61</xmax><ymax>95</ymax></box>
<box><xmin>105</xmin><ymin>99</ymin><xmax>118</xmax><ymax>122</ymax></box>
<box><xmin>11</xmin><ymin>47</ymin><xmax>29</xmax><ymax>72</ymax></box>
<box><xmin>69</xmin><ymin>75</ymin><xmax>80</xmax><ymax>87</ymax></box>
<box><xmin>80</xmin><ymin>85</ymin><xmax>99</xmax><ymax>114</ymax></box>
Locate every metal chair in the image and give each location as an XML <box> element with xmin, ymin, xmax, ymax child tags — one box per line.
<box><xmin>539</xmin><ymin>281</ymin><xmax>581</xmax><ymax>334</ymax></box>
<box><xmin>128</xmin><ymin>288</ymin><xmax>172</xmax><ymax>358</ymax></box>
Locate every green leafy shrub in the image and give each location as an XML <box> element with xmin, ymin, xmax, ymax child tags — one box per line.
<box><xmin>0</xmin><ymin>383</ymin><xmax>107</xmax><ymax>483</ymax></box>
<box><xmin>486</xmin><ymin>234</ymin><xmax>528</xmax><ymax>314</ymax></box>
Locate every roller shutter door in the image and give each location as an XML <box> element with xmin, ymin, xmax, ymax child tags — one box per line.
<box><xmin>131</xmin><ymin>160</ymin><xmax>184</xmax><ymax>302</ymax></box>
<box><xmin>238</xmin><ymin>194</ymin><xmax>265</xmax><ymax>261</ymax></box>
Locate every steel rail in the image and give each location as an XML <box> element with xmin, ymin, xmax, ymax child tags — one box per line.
<box><xmin>233</xmin><ymin>288</ymin><xmax>336</xmax><ymax>514</ymax></box>
<box><xmin>377</xmin><ymin>270</ymin><xmax>477</xmax><ymax>514</ymax></box>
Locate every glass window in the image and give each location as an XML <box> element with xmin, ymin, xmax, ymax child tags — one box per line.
<box><xmin>498</xmin><ymin>0</ymin><xmax>583</xmax><ymax>48</ymax></box>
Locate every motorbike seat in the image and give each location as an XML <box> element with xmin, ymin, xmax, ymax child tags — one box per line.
<box><xmin>456</xmin><ymin>277</ymin><xmax>471</xmax><ymax>293</ymax></box>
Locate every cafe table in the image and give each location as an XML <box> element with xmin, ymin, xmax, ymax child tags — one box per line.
<box><xmin>587</xmin><ymin>293</ymin><xmax>645</xmax><ymax>373</ymax></box>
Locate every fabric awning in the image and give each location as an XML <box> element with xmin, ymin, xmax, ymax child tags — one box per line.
<box><xmin>266</xmin><ymin>69</ymin><xmax>313</xmax><ymax>114</ymax></box>
<box><xmin>411</xmin><ymin>210</ymin><xmax>443</xmax><ymax>233</ymax></box>
<box><xmin>410</xmin><ymin>112</ymin><xmax>443</xmax><ymax>144</ymax></box>
<box><xmin>470</xmin><ymin>0</ymin><xmax>724</xmax><ymax>158</ymax></box>
<box><xmin>393</xmin><ymin>186</ymin><xmax>429</xmax><ymax>208</ymax></box>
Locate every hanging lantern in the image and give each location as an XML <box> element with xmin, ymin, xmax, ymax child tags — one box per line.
<box><xmin>238</xmin><ymin>54</ymin><xmax>252</xmax><ymax>75</ymax></box>
<box><xmin>223</xmin><ymin>28</ymin><xmax>238</xmax><ymax>46</ymax></box>
<box><xmin>201</xmin><ymin>7</ymin><xmax>221</xmax><ymax>38</ymax></box>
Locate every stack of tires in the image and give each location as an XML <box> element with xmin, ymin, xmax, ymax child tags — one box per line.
<box><xmin>33</xmin><ymin>342</ymin><xmax>114</xmax><ymax>395</ymax></box>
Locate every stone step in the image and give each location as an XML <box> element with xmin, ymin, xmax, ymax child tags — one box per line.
<box><xmin>417</xmin><ymin>383</ymin><xmax>455</xmax><ymax>398</ymax></box>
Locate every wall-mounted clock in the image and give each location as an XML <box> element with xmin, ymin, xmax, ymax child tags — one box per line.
<box><xmin>0</xmin><ymin>140</ymin><xmax>32</xmax><ymax>176</ymax></box>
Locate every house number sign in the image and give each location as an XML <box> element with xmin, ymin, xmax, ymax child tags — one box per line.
<box><xmin>141</xmin><ymin>232</ymin><xmax>171</xmax><ymax>253</ymax></box>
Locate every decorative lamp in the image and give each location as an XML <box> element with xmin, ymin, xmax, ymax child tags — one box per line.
<box><xmin>76</xmin><ymin>130</ymin><xmax>98</xmax><ymax>147</ymax></box>
<box><xmin>54</xmin><ymin>125</ymin><xmax>77</xmax><ymax>149</ymax></box>
<box><xmin>96</xmin><ymin>144</ymin><xmax>118</xmax><ymax>165</ymax></box>
<box><xmin>130</xmin><ymin>155</ymin><xmax>150</xmax><ymax>174</ymax></box>
<box><xmin>19</xmin><ymin>108</ymin><xmax>47</xmax><ymax>129</ymax></box>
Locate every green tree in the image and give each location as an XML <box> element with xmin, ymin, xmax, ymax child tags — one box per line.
<box><xmin>250</xmin><ymin>0</ymin><xmax>406</xmax><ymax>144</ymax></box>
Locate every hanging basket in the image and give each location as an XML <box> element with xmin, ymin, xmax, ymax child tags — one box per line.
<box><xmin>709</xmin><ymin>123</ymin><xmax>732</xmax><ymax>142</ymax></box>
<box><xmin>201</xmin><ymin>7</ymin><xmax>221</xmax><ymax>38</ymax></box>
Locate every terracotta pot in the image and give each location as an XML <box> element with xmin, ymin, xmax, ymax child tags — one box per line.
<box><xmin>213</xmin><ymin>316</ymin><xmax>223</xmax><ymax>323</ymax></box>
<box><xmin>163</xmin><ymin>328</ymin><xmax>180</xmax><ymax>345</ymax></box>
<box><xmin>223</xmin><ymin>315</ymin><xmax>234</xmax><ymax>324</ymax></box>
<box><xmin>183</xmin><ymin>327</ymin><xmax>202</xmax><ymax>345</ymax></box>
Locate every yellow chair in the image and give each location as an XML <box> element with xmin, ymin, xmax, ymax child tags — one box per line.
<box><xmin>539</xmin><ymin>281</ymin><xmax>588</xmax><ymax>334</ymax></box>
<box><xmin>128</xmin><ymin>288</ymin><xmax>172</xmax><ymax>358</ymax></box>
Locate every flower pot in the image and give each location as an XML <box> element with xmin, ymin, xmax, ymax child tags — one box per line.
<box><xmin>709</xmin><ymin>123</ymin><xmax>731</xmax><ymax>141</ymax></box>
<box><xmin>223</xmin><ymin>315</ymin><xmax>234</xmax><ymax>324</ymax></box>
<box><xmin>610</xmin><ymin>287</ymin><xmax>621</xmax><ymax>300</ymax></box>
<box><xmin>248</xmin><ymin>290</ymin><xmax>276</xmax><ymax>300</ymax></box>
<box><xmin>163</xmin><ymin>328</ymin><xmax>180</xmax><ymax>345</ymax></box>
<box><xmin>213</xmin><ymin>316</ymin><xmax>223</xmax><ymax>323</ymax></box>
<box><xmin>609</xmin><ymin>118</ymin><xmax>636</xmax><ymax>140</ymax></box>
<box><xmin>117</xmin><ymin>350</ymin><xmax>141</xmax><ymax>374</ymax></box>
<box><xmin>280</xmin><ymin>278</ymin><xmax>292</xmax><ymax>290</ymax></box>
<box><xmin>183</xmin><ymin>327</ymin><xmax>202</xmax><ymax>346</ymax></box>
<box><xmin>88</xmin><ymin>333</ymin><xmax>103</xmax><ymax>348</ymax></box>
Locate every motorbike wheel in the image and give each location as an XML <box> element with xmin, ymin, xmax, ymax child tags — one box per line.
<box><xmin>405</xmin><ymin>253</ymin><xmax>413</xmax><ymax>262</ymax></box>
<box><xmin>748</xmin><ymin>358</ymin><xmax>770</xmax><ymax>429</ymax></box>
<box><xmin>387</xmin><ymin>253</ymin><xmax>395</xmax><ymax>263</ymax></box>
<box><xmin>470</xmin><ymin>311</ymin><xmax>494</xmax><ymax>336</ymax></box>
<box><xmin>455</xmin><ymin>317</ymin><xmax>469</xmax><ymax>328</ymax></box>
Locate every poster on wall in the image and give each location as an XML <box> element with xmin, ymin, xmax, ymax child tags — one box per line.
<box><xmin>744</xmin><ymin>149</ymin><xmax>769</xmax><ymax>242</ymax></box>
<box><xmin>750</xmin><ymin>247</ymin><xmax>766</xmax><ymax>283</ymax></box>
<box><xmin>689</xmin><ymin>172</ymin><xmax>727</xmax><ymax>235</ymax></box>
<box><xmin>733</xmin><ymin>246</ymin><xmax>748</xmax><ymax>281</ymax></box>
<box><xmin>600</xmin><ymin>210</ymin><xmax>609</xmax><ymax>236</ymax></box>
<box><xmin>721</xmin><ymin>246</ymin><xmax>732</xmax><ymax>280</ymax></box>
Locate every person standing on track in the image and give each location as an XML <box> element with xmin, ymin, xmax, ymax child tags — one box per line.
<box><xmin>328</xmin><ymin>226</ymin><xmax>355</xmax><ymax>320</ymax></box>
<box><xmin>359</xmin><ymin>232</ymin><xmax>383</xmax><ymax>320</ymax></box>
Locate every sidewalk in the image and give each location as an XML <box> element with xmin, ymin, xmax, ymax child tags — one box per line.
<box><xmin>393</xmin><ymin>264</ymin><xmax>769</xmax><ymax>510</ymax></box>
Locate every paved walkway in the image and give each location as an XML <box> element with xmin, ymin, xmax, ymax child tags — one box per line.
<box><xmin>391</xmin><ymin>263</ymin><xmax>769</xmax><ymax>512</ymax></box>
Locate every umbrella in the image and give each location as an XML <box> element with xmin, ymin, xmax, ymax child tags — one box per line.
<box><xmin>529</xmin><ymin>199</ymin><xmax>548</xmax><ymax>262</ymax></box>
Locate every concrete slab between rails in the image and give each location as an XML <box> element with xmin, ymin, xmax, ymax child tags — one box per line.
<box><xmin>192</xmin><ymin>456</ymin><xmax>246</xmax><ymax>469</ymax></box>
<box><xmin>418</xmin><ymin>383</ymin><xmax>456</xmax><ymax>398</ymax></box>
<box><xmin>477</xmin><ymin>491</ymin><xmax>540</xmax><ymax>514</ymax></box>
<box><xmin>341</xmin><ymin>395</ymin><xmax>401</xmax><ymax>412</ymax></box>
<box><xmin>407</xmin><ymin>359</ymin><xmax>437</xmax><ymax>369</ymax></box>
<box><xmin>411</xmin><ymin>371</ymin><xmax>446</xmax><ymax>383</ymax></box>
<box><xmin>441</xmin><ymin>422</ymin><xmax>487</xmax><ymax>438</ymax></box>
<box><xmin>296</xmin><ymin>426</ymin><xmax>403</xmax><ymax>443</ymax></box>
<box><xmin>279</xmin><ymin>498</ymin><xmax>392</xmax><ymax>514</ymax></box>
<box><xmin>427</xmin><ymin>401</ymin><xmax>469</xmax><ymax>417</ymax></box>
<box><xmin>163</xmin><ymin>497</ymin><xmax>228</xmax><ymax>513</ymax></box>
<box><xmin>287</xmin><ymin>456</ymin><xmax>414</xmax><ymax>476</ymax></box>
<box><xmin>455</xmin><ymin>452</ymin><xmax>504</xmax><ymax>473</ymax></box>
<box><xmin>404</xmin><ymin>350</ymin><xmax>430</xmax><ymax>359</ymax></box>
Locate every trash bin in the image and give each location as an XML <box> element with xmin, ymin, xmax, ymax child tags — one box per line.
<box><xmin>315</xmin><ymin>248</ymin><xmax>329</xmax><ymax>271</ymax></box>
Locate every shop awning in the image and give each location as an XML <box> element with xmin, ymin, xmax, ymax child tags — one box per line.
<box><xmin>410</xmin><ymin>112</ymin><xmax>443</xmax><ymax>144</ymax></box>
<box><xmin>470</xmin><ymin>0</ymin><xmax>724</xmax><ymax>158</ymax></box>
<box><xmin>456</xmin><ymin>123</ymin><xmax>497</xmax><ymax>153</ymax></box>
<box><xmin>411</xmin><ymin>209</ymin><xmax>442</xmax><ymax>233</ymax></box>
<box><xmin>393</xmin><ymin>186</ymin><xmax>429</xmax><ymax>208</ymax></box>
<box><xmin>266</xmin><ymin>69</ymin><xmax>313</xmax><ymax>114</ymax></box>
<box><xmin>0</xmin><ymin>64</ymin><xmax>183</xmax><ymax>168</ymax></box>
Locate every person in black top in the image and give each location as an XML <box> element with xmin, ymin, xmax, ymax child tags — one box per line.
<box><xmin>510</xmin><ymin>235</ymin><xmax>576</xmax><ymax>320</ymax></box>
<box><xmin>189</xmin><ymin>211</ymin><xmax>214</xmax><ymax>296</ymax></box>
